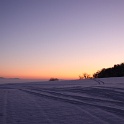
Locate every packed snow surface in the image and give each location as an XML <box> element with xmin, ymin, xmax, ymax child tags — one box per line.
<box><xmin>0</xmin><ymin>77</ymin><xmax>124</xmax><ymax>124</ymax></box>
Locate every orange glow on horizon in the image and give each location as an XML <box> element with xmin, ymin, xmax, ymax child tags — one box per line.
<box><xmin>0</xmin><ymin>68</ymin><xmax>95</xmax><ymax>80</ymax></box>
<box><xmin>1</xmin><ymin>61</ymin><xmax>119</xmax><ymax>80</ymax></box>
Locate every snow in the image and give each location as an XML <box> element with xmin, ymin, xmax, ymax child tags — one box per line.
<box><xmin>0</xmin><ymin>77</ymin><xmax>124</xmax><ymax>124</ymax></box>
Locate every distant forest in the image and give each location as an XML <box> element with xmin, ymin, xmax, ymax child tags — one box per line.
<box><xmin>93</xmin><ymin>63</ymin><xmax>124</xmax><ymax>78</ymax></box>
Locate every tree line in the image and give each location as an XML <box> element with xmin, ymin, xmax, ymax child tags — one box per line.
<box><xmin>93</xmin><ymin>63</ymin><xmax>124</xmax><ymax>78</ymax></box>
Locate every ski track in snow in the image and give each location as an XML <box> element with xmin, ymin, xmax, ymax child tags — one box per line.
<box><xmin>0</xmin><ymin>77</ymin><xmax>124</xmax><ymax>124</ymax></box>
<box><xmin>0</xmin><ymin>89</ymin><xmax>8</xmax><ymax>124</ymax></box>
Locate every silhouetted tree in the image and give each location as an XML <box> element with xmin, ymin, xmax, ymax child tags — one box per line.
<box><xmin>79</xmin><ymin>73</ymin><xmax>91</xmax><ymax>79</ymax></box>
<box><xmin>93</xmin><ymin>63</ymin><xmax>124</xmax><ymax>78</ymax></box>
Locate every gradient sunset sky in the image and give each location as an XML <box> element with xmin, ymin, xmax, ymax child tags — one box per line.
<box><xmin>0</xmin><ymin>0</ymin><xmax>124</xmax><ymax>79</ymax></box>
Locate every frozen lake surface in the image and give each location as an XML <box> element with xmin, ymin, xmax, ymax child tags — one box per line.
<box><xmin>0</xmin><ymin>77</ymin><xmax>124</xmax><ymax>124</ymax></box>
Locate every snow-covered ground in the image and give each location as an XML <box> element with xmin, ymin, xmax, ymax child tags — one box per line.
<box><xmin>0</xmin><ymin>77</ymin><xmax>124</xmax><ymax>124</ymax></box>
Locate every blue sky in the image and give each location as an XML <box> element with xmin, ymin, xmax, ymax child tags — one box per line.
<box><xmin>0</xmin><ymin>0</ymin><xmax>124</xmax><ymax>79</ymax></box>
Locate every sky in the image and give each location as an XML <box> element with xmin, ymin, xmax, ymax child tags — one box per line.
<box><xmin>0</xmin><ymin>0</ymin><xmax>124</xmax><ymax>80</ymax></box>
